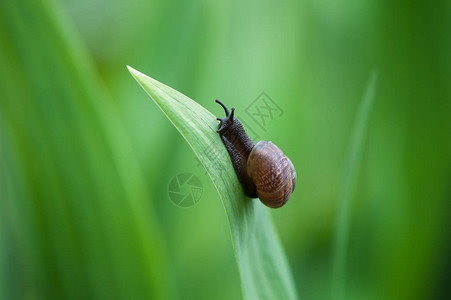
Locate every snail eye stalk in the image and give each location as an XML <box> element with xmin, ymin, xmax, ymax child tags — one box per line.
<box><xmin>215</xmin><ymin>100</ymin><xmax>236</xmax><ymax>133</ymax></box>
<box><xmin>215</xmin><ymin>99</ymin><xmax>230</xmax><ymax>117</ymax></box>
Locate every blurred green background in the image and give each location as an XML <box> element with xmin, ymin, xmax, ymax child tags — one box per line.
<box><xmin>1</xmin><ymin>0</ymin><xmax>450</xmax><ymax>299</ymax></box>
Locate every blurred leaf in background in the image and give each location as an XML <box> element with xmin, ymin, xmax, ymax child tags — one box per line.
<box><xmin>1</xmin><ymin>0</ymin><xmax>451</xmax><ymax>299</ymax></box>
<box><xmin>0</xmin><ymin>0</ymin><xmax>173</xmax><ymax>299</ymax></box>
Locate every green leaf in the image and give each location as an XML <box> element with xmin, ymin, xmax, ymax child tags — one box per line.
<box><xmin>0</xmin><ymin>1</ymin><xmax>173</xmax><ymax>299</ymax></box>
<box><xmin>128</xmin><ymin>66</ymin><xmax>298</xmax><ymax>300</ymax></box>
<box><xmin>332</xmin><ymin>72</ymin><xmax>378</xmax><ymax>300</ymax></box>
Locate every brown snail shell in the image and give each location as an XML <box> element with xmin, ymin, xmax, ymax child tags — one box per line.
<box><xmin>247</xmin><ymin>141</ymin><xmax>296</xmax><ymax>208</ymax></box>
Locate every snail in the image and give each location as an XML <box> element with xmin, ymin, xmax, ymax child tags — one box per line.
<box><xmin>215</xmin><ymin>100</ymin><xmax>297</xmax><ymax>208</ymax></box>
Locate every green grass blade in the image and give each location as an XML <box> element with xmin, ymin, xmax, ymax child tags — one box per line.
<box><xmin>0</xmin><ymin>1</ymin><xmax>173</xmax><ymax>298</ymax></box>
<box><xmin>332</xmin><ymin>72</ymin><xmax>378</xmax><ymax>300</ymax></box>
<box><xmin>128</xmin><ymin>66</ymin><xmax>298</xmax><ymax>300</ymax></box>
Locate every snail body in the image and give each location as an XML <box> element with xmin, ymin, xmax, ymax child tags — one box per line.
<box><xmin>215</xmin><ymin>100</ymin><xmax>296</xmax><ymax>208</ymax></box>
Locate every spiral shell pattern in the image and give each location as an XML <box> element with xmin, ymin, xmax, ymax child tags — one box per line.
<box><xmin>246</xmin><ymin>141</ymin><xmax>297</xmax><ymax>208</ymax></box>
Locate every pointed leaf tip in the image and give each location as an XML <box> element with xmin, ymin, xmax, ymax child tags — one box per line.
<box><xmin>126</xmin><ymin>65</ymin><xmax>134</xmax><ymax>73</ymax></box>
